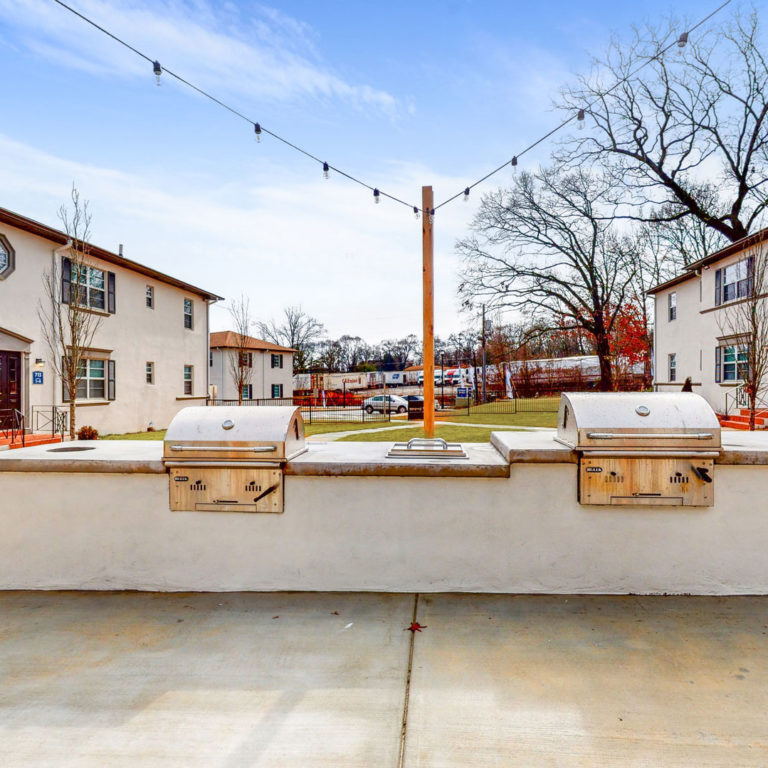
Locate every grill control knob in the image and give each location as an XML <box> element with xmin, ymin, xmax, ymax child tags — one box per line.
<box><xmin>222</xmin><ymin>419</ymin><xmax>235</xmax><ymax>430</ymax></box>
<box><xmin>635</xmin><ymin>405</ymin><xmax>650</xmax><ymax>416</ymax></box>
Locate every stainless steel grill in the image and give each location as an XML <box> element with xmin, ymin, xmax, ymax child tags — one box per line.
<box><xmin>163</xmin><ymin>406</ymin><xmax>305</xmax><ymax>513</ymax></box>
<box><xmin>555</xmin><ymin>393</ymin><xmax>721</xmax><ymax>506</ymax></box>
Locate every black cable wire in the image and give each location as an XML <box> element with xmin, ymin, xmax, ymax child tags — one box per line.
<box><xmin>52</xmin><ymin>0</ymin><xmax>732</xmax><ymax>216</ymax></box>
<box><xmin>434</xmin><ymin>0</ymin><xmax>734</xmax><ymax>210</ymax></box>
<box><xmin>50</xmin><ymin>0</ymin><xmax>421</xmax><ymax>213</ymax></box>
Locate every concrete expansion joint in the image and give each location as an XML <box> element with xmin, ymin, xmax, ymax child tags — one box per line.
<box><xmin>398</xmin><ymin>593</ymin><xmax>420</xmax><ymax>768</ymax></box>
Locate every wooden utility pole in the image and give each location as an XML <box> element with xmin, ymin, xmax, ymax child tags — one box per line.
<box><xmin>422</xmin><ymin>186</ymin><xmax>435</xmax><ymax>439</ymax></box>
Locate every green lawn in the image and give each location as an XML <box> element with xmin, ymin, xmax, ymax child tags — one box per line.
<box><xmin>440</xmin><ymin>411</ymin><xmax>557</xmax><ymax>428</ymax></box>
<box><xmin>337</xmin><ymin>424</ymin><xmax>523</xmax><ymax>443</ymax></box>
<box><xmin>101</xmin><ymin>419</ymin><xmax>408</xmax><ymax>440</ymax></box>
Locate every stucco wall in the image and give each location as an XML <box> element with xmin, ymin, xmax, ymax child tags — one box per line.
<box><xmin>0</xmin><ymin>222</ymin><xmax>211</xmax><ymax>434</ymax></box>
<box><xmin>654</xmin><ymin>245</ymin><xmax>765</xmax><ymax>413</ymax></box>
<box><xmin>209</xmin><ymin>348</ymin><xmax>293</xmax><ymax>400</ymax></box>
<box><xmin>1</xmin><ymin>462</ymin><xmax>767</xmax><ymax>593</ymax></box>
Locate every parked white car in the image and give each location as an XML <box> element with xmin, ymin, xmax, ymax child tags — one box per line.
<box><xmin>363</xmin><ymin>394</ymin><xmax>409</xmax><ymax>414</ymax></box>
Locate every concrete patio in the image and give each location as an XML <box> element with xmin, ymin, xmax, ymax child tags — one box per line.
<box><xmin>1</xmin><ymin>592</ymin><xmax>767</xmax><ymax>766</ymax></box>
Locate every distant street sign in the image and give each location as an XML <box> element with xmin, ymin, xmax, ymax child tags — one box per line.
<box><xmin>32</xmin><ymin>371</ymin><xmax>43</xmax><ymax>385</ymax></box>
<box><xmin>457</xmin><ymin>387</ymin><xmax>468</xmax><ymax>398</ymax></box>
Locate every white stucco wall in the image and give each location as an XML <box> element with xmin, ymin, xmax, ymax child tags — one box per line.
<box><xmin>653</xmin><ymin>244</ymin><xmax>766</xmax><ymax>413</ymax></box>
<box><xmin>0</xmin><ymin>222</ymin><xmax>212</xmax><ymax>434</ymax></box>
<box><xmin>2</xmin><ymin>461</ymin><xmax>767</xmax><ymax>593</ymax></box>
<box><xmin>209</xmin><ymin>348</ymin><xmax>293</xmax><ymax>400</ymax></box>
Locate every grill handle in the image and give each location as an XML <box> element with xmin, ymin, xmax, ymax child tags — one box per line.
<box><xmin>585</xmin><ymin>432</ymin><xmax>713</xmax><ymax>440</ymax></box>
<box><xmin>169</xmin><ymin>445</ymin><xmax>277</xmax><ymax>452</ymax></box>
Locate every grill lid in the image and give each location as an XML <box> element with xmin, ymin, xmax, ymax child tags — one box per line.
<box><xmin>555</xmin><ymin>392</ymin><xmax>721</xmax><ymax>452</ymax></box>
<box><xmin>163</xmin><ymin>406</ymin><xmax>305</xmax><ymax>462</ymax></box>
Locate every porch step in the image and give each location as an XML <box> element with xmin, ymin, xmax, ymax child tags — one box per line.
<box><xmin>726</xmin><ymin>413</ymin><xmax>768</xmax><ymax>426</ymax></box>
<box><xmin>0</xmin><ymin>434</ymin><xmax>64</xmax><ymax>450</ymax></box>
<box><xmin>739</xmin><ymin>408</ymin><xmax>768</xmax><ymax>419</ymax></box>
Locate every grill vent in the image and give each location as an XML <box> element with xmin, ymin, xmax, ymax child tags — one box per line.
<box><xmin>670</xmin><ymin>473</ymin><xmax>689</xmax><ymax>484</ymax></box>
<box><xmin>605</xmin><ymin>472</ymin><xmax>624</xmax><ymax>484</ymax></box>
<box><xmin>191</xmin><ymin>480</ymin><xmax>207</xmax><ymax>491</ymax></box>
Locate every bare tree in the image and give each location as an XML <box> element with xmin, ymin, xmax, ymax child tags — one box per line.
<box><xmin>257</xmin><ymin>305</ymin><xmax>325</xmax><ymax>374</ymax></box>
<box><xmin>558</xmin><ymin>12</ymin><xmax>768</xmax><ymax>243</ymax></box>
<box><xmin>717</xmin><ymin>245</ymin><xmax>768</xmax><ymax>429</ymax></box>
<box><xmin>37</xmin><ymin>186</ymin><xmax>104</xmax><ymax>439</ymax></box>
<box><xmin>227</xmin><ymin>294</ymin><xmax>253</xmax><ymax>404</ymax></box>
<box><xmin>457</xmin><ymin>166</ymin><xmax>635</xmax><ymax>391</ymax></box>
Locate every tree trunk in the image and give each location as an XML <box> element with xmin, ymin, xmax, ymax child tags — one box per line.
<box><xmin>749</xmin><ymin>389</ymin><xmax>756</xmax><ymax>431</ymax></box>
<box><xmin>69</xmin><ymin>398</ymin><xmax>76</xmax><ymax>440</ymax></box>
<box><xmin>595</xmin><ymin>332</ymin><xmax>613</xmax><ymax>392</ymax></box>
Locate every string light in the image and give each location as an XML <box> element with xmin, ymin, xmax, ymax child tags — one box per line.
<box><xmin>413</xmin><ymin>206</ymin><xmax>420</xmax><ymax>220</ymax></box>
<box><xmin>323</xmin><ymin>161</ymin><xmax>330</xmax><ymax>179</ymax></box>
<box><xmin>51</xmin><ymin>0</ymin><xmax>732</xmax><ymax>219</ymax></box>
<box><xmin>463</xmin><ymin>187</ymin><xmax>470</xmax><ymax>202</ymax></box>
<box><xmin>577</xmin><ymin>109</ymin><xmax>586</xmax><ymax>130</ymax></box>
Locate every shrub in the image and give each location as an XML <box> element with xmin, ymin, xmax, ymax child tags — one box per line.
<box><xmin>77</xmin><ymin>425</ymin><xmax>99</xmax><ymax>440</ymax></box>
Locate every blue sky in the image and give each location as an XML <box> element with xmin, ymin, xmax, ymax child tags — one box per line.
<box><xmin>0</xmin><ymin>0</ymin><xmax>753</xmax><ymax>340</ymax></box>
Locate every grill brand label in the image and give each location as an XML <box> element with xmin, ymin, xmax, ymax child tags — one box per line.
<box><xmin>174</xmin><ymin>476</ymin><xmax>189</xmax><ymax>482</ymax></box>
<box><xmin>585</xmin><ymin>466</ymin><xmax>603</xmax><ymax>473</ymax></box>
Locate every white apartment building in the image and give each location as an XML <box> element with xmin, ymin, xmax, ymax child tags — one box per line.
<box><xmin>649</xmin><ymin>228</ymin><xmax>768</xmax><ymax>414</ymax></box>
<box><xmin>0</xmin><ymin>206</ymin><xmax>221</xmax><ymax>435</ymax></box>
<box><xmin>209</xmin><ymin>332</ymin><xmax>294</xmax><ymax>400</ymax></box>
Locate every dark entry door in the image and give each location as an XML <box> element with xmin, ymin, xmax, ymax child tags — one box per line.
<box><xmin>0</xmin><ymin>351</ymin><xmax>22</xmax><ymax>427</ymax></box>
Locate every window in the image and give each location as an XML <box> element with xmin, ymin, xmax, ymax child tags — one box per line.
<box><xmin>242</xmin><ymin>384</ymin><xmax>253</xmax><ymax>400</ymax></box>
<box><xmin>184</xmin><ymin>365</ymin><xmax>193</xmax><ymax>395</ymax></box>
<box><xmin>209</xmin><ymin>351</ymin><xmax>213</xmax><ymax>367</ymax></box>
<box><xmin>76</xmin><ymin>359</ymin><xmax>106</xmax><ymax>399</ymax></box>
<box><xmin>183</xmin><ymin>298</ymin><xmax>193</xmax><ymax>329</ymax></box>
<box><xmin>0</xmin><ymin>233</ymin><xmax>15</xmax><ymax>279</ymax></box>
<box><xmin>239</xmin><ymin>352</ymin><xmax>253</xmax><ymax>368</ymax></box>
<box><xmin>668</xmin><ymin>354</ymin><xmax>677</xmax><ymax>382</ymax></box>
<box><xmin>271</xmin><ymin>353</ymin><xmax>283</xmax><ymax>369</ymax></box>
<box><xmin>271</xmin><ymin>383</ymin><xmax>283</xmax><ymax>398</ymax></box>
<box><xmin>715</xmin><ymin>258</ymin><xmax>753</xmax><ymax>306</ymax></box>
<box><xmin>668</xmin><ymin>292</ymin><xmax>677</xmax><ymax>321</ymax></box>
<box><xmin>71</xmin><ymin>264</ymin><xmax>106</xmax><ymax>310</ymax></box>
<box><xmin>146</xmin><ymin>285</ymin><xmax>154</xmax><ymax>308</ymax></box>
<box><xmin>716</xmin><ymin>344</ymin><xmax>749</xmax><ymax>382</ymax></box>
<box><xmin>146</xmin><ymin>362</ymin><xmax>154</xmax><ymax>384</ymax></box>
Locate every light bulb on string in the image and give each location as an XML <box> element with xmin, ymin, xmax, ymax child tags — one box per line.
<box><xmin>463</xmin><ymin>187</ymin><xmax>470</xmax><ymax>202</ymax></box>
<box><xmin>254</xmin><ymin>123</ymin><xmax>261</xmax><ymax>143</ymax></box>
<box><xmin>373</xmin><ymin>188</ymin><xmax>381</xmax><ymax>204</ymax></box>
<box><xmin>413</xmin><ymin>206</ymin><xmax>420</xmax><ymax>220</ymax></box>
<box><xmin>577</xmin><ymin>109</ymin><xmax>586</xmax><ymax>130</ymax></box>
<box><xmin>677</xmin><ymin>31</ymin><xmax>689</xmax><ymax>50</ymax></box>
<box><xmin>153</xmin><ymin>60</ymin><xmax>162</xmax><ymax>86</ymax></box>
<box><xmin>510</xmin><ymin>156</ymin><xmax>518</xmax><ymax>171</ymax></box>
<box><xmin>323</xmin><ymin>162</ymin><xmax>330</xmax><ymax>179</ymax></box>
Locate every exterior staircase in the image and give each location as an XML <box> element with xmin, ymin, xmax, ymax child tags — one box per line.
<box><xmin>0</xmin><ymin>433</ymin><xmax>64</xmax><ymax>450</ymax></box>
<box><xmin>718</xmin><ymin>408</ymin><xmax>768</xmax><ymax>430</ymax></box>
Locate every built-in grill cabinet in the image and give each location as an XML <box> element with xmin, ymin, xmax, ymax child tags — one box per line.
<box><xmin>163</xmin><ymin>406</ymin><xmax>306</xmax><ymax>513</ymax></box>
<box><xmin>555</xmin><ymin>393</ymin><xmax>721</xmax><ymax>507</ymax></box>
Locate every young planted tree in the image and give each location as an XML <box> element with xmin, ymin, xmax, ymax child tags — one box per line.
<box><xmin>717</xmin><ymin>245</ymin><xmax>768</xmax><ymax>429</ymax></box>
<box><xmin>37</xmin><ymin>186</ymin><xmax>104</xmax><ymax>439</ymax></box>
<box><xmin>228</xmin><ymin>294</ymin><xmax>253</xmax><ymax>405</ymax></box>
<box><xmin>457</xmin><ymin>166</ymin><xmax>635</xmax><ymax>391</ymax></box>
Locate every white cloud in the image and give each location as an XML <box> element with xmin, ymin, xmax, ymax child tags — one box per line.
<box><xmin>0</xmin><ymin>134</ymin><xmax>477</xmax><ymax>341</ymax></box>
<box><xmin>0</xmin><ymin>0</ymin><xmax>397</xmax><ymax>113</ymax></box>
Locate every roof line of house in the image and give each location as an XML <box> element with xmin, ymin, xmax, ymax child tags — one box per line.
<box><xmin>647</xmin><ymin>226</ymin><xmax>768</xmax><ymax>296</ymax></box>
<box><xmin>0</xmin><ymin>206</ymin><xmax>224</xmax><ymax>302</ymax></box>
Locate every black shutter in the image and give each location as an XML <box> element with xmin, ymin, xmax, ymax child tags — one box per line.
<box><xmin>715</xmin><ymin>268</ymin><xmax>722</xmax><ymax>306</ymax></box>
<box><xmin>107</xmin><ymin>272</ymin><xmax>116</xmax><ymax>314</ymax></box>
<box><xmin>61</xmin><ymin>256</ymin><xmax>71</xmax><ymax>304</ymax></box>
<box><xmin>747</xmin><ymin>255</ymin><xmax>755</xmax><ymax>296</ymax></box>
<box><xmin>108</xmin><ymin>360</ymin><xmax>116</xmax><ymax>400</ymax></box>
<box><xmin>279</xmin><ymin>354</ymin><xmax>284</xmax><ymax>369</ymax></box>
<box><xmin>715</xmin><ymin>346</ymin><xmax>722</xmax><ymax>383</ymax></box>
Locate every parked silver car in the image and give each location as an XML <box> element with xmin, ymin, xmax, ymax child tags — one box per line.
<box><xmin>363</xmin><ymin>394</ymin><xmax>409</xmax><ymax>414</ymax></box>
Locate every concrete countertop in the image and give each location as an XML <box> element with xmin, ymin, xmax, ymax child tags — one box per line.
<box><xmin>1</xmin><ymin>430</ymin><xmax>767</xmax><ymax>473</ymax></box>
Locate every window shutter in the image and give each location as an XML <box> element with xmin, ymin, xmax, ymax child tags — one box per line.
<box><xmin>107</xmin><ymin>272</ymin><xmax>116</xmax><ymax>314</ymax></box>
<box><xmin>61</xmin><ymin>256</ymin><xmax>71</xmax><ymax>304</ymax></box>
<box><xmin>715</xmin><ymin>268</ymin><xmax>722</xmax><ymax>306</ymax></box>
<box><xmin>715</xmin><ymin>346</ymin><xmax>722</xmax><ymax>383</ymax></box>
<box><xmin>108</xmin><ymin>360</ymin><xmax>116</xmax><ymax>400</ymax></box>
<box><xmin>747</xmin><ymin>255</ymin><xmax>755</xmax><ymax>296</ymax></box>
<box><xmin>279</xmin><ymin>354</ymin><xmax>283</xmax><ymax>369</ymax></box>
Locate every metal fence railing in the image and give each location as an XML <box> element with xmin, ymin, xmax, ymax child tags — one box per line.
<box><xmin>207</xmin><ymin>397</ymin><xmax>392</xmax><ymax>425</ymax></box>
<box><xmin>446</xmin><ymin>394</ymin><xmax>560</xmax><ymax>416</ymax></box>
<box><xmin>0</xmin><ymin>408</ymin><xmax>25</xmax><ymax>446</ymax></box>
<box><xmin>31</xmin><ymin>405</ymin><xmax>69</xmax><ymax>437</ymax></box>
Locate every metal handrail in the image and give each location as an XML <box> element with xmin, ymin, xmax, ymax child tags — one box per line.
<box><xmin>31</xmin><ymin>405</ymin><xmax>69</xmax><ymax>437</ymax></box>
<box><xmin>0</xmin><ymin>408</ymin><xmax>25</xmax><ymax>446</ymax></box>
